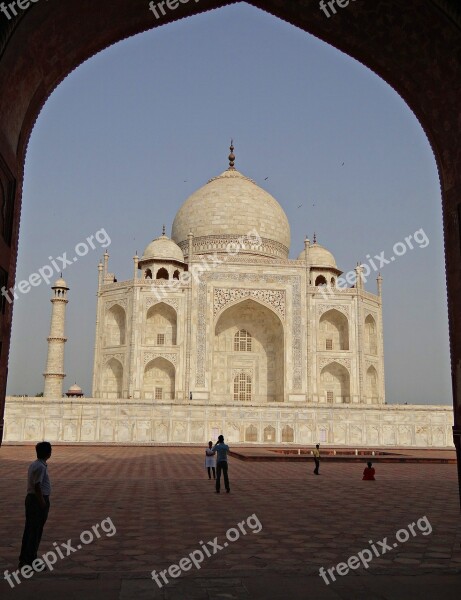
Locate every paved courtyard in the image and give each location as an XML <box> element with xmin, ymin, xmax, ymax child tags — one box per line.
<box><xmin>0</xmin><ymin>446</ymin><xmax>460</xmax><ymax>599</ymax></box>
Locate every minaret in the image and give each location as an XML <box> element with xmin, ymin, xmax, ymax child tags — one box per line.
<box><xmin>377</xmin><ymin>273</ymin><xmax>383</xmax><ymax>296</ymax></box>
<box><xmin>43</xmin><ymin>277</ymin><xmax>69</xmax><ymax>398</ymax></box>
<box><xmin>133</xmin><ymin>251</ymin><xmax>139</xmax><ymax>280</ymax></box>
<box><xmin>355</xmin><ymin>263</ymin><xmax>363</xmax><ymax>290</ymax></box>
<box><xmin>304</xmin><ymin>236</ymin><xmax>310</xmax><ymax>275</ymax></box>
<box><xmin>103</xmin><ymin>250</ymin><xmax>109</xmax><ymax>281</ymax></box>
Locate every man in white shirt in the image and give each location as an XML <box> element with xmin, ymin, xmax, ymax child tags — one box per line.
<box><xmin>18</xmin><ymin>442</ymin><xmax>52</xmax><ymax>568</ymax></box>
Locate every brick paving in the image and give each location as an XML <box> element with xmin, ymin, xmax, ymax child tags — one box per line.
<box><xmin>0</xmin><ymin>446</ymin><xmax>460</xmax><ymax>599</ymax></box>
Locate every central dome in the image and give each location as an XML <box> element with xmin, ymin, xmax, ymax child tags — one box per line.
<box><xmin>171</xmin><ymin>163</ymin><xmax>291</xmax><ymax>260</ymax></box>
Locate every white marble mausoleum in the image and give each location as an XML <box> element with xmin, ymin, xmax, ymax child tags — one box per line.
<box><xmin>4</xmin><ymin>146</ymin><xmax>454</xmax><ymax>446</ymax></box>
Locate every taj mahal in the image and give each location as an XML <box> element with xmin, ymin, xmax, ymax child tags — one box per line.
<box><xmin>3</xmin><ymin>145</ymin><xmax>454</xmax><ymax>446</ymax></box>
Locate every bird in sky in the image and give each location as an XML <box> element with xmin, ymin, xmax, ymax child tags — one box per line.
<box><xmin>297</xmin><ymin>204</ymin><xmax>303</xmax><ymax>208</ymax></box>
<box><xmin>264</xmin><ymin>177</ymin><xmax>269</xmax><ymax>180</ymax></box>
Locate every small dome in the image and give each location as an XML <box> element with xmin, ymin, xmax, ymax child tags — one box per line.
<box><xmin>68</xmin><ymin>384</ymin><xmax>82</xmax><ymax>393</ymax></box>
<box><xmin>142</xmin><ymin>233</ymin><xmax>184</xmax><ymax>263</ymax></box>
<box><xmin>53</xmin><ymin>277</ymin><xmax>68</xmax><ymax>288</ymax></box>
<box><xmin>298</xmin><ymin>242</ymin><xmax>338</xmax><ymax>270</ymax></box>
<box><xmin>66</xmin><ymin>383</ymin><xmax>84</xmax><ymax>397</ymax></box>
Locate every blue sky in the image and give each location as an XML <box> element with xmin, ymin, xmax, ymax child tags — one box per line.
<box><xmin>7</xmin><ymin>3</ymin><xmax>451</xmax><ymax>404</ymax></box>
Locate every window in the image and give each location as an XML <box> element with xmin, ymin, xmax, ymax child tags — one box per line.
<box><xmin>173</xmin><ymin>270</ymin><xmax>180</xmax><ymax>280</ymax></box>
<box><xmin>245</xmin><ymin>425</ymin><xmax>258</xmax><ymax>442</ymax></box>
<box><xmin>327</xmin><ymin>391</ymin><xmax>334</xmax><ymax>403</ymax></box>
<box><xmin>264</xmin><ymin>426</ymin><xmax>276</xmax><ymax>442</ymax></box>
<box><xmin>282</xmin><ymin>425</ymin><xmax>294</xmax><ymax>442</ymax></box>
<box><xmin>234</xmin><ymin>329</ymin><xmax>252</xmax><ymax>352</ymax></box>
<box><xmin>144</xmin><ymin>269</ymin><xmax>152</xmax><ymax>279</ymax></box>
<box><xmin>156</xmin><ymin>268</ymin><xmax>169</xmax><ymax>280</ymax></box>
<box><xmin>326</xmin><ymin>339</ymin><xmax>333</xmax><ymax>350</ymax></box>
<box><xmin>157</xmin><ymin>333</ymin><xmax>165</xmax><ymax>345</ymax></box>
<box><xmin>315</xmin><ymin>275</ymin><xmax>327</xmax><ymax>286</ymax></box>
<box><xmin>234</xmin><ymin>373</ymin><xmax>252</xmax><ymax>402</ymax></box>
<box><xmin>155</xmin><ymin>387</ymin><xmax>163</xmax><ymax>400</ymax></box>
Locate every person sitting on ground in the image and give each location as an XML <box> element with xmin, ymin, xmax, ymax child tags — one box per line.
<box><xmin>362</xmin><ymin>461</ymin><xmax>376</xmax><ymax>480</ymax></box>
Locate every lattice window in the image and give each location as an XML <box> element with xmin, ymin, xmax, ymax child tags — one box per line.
<box><xmin>326</xmin><ymin>338</ymin><xmax>333</xmax><ymax>350</ymax></box>
<box><xmin>234</xmin><ymin>329</ymin><xmax>252</xmax><ymax>352</ymax></box>
<box><xmin>233</xmin><ymin>373</ymin><xmax>252</xmax><ymax>402</ymax></box>
<box><xmin>245</xmin><ymin>425</ymin><xmax>258</xmax><ymax>442</ymax></box>
<box><xmin>155</xmin><ymin>387</ymin><xmax>163</xmax><ymax>400</ymax></box>
<box><xmin>281</xmin><ymin>425</ymin><xmax>294</xmax><ymax>442</ymax></box>
<box><xmin>327</xmin><ymin>390</ymin><xmax>334</xmax><ymax>403</ymax></box>
<box><xmin>157</xmin><ymin>333</ymin><xmax>165</xmax><ymax>345</ymax></box>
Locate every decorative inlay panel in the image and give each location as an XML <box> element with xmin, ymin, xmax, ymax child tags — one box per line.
<box><xmin>231</xmin><ymin>368</ymin><xmax>253</xmax><ymax>378</ymax></box>
<box><xmin>317</xmin><ymin>304</ymin><xmax>350</xmax><ymax>318</ymax></box>
<box><xmin>144</xmin><ymin>352</ymin><xmax>178</xmax><ymax>366</ymax></box>
<box><xmin>145</xmin><ymin>297</ymin><xmax>179</xmax><ymax>311</ymax></box>
<box><xmin>103</xmin><ymin>353</ymin><xmax>124</xmax><ymax>365</ymax></box>
<box><xmin>214</xmin><ymin>288</ymin><xmax>285</xmax><ymax>319</ymax></box>
<box><xmin>318</xmin><ymin>357</ymin><xmax>351</xmax><ymax>372</ymax></box>
<box><xmin>106</xmin><ymin>299</ymin><xmax>127</xmax><ymax>311</ymax></box>
<box><xmin>178</xmin><ymin>235</ymin><xmax>289</xmax><ymax>260</ymax></box>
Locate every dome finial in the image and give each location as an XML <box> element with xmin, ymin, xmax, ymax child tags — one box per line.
<box><xmin>162</xmin><ymin>224</ymin><xmax>166</xmax><ymax>236</ymax></box>
<box><xmin>313</xmin><ymin>232</ymin><xmax>317</xmax><ymax>244</ymax></box>
<box><xmin>228</xmin><ymin>139</ymin><xmax>235</xmax><ymax>170</ymax></box>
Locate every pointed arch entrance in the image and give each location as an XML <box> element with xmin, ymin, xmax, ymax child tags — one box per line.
<box><xmin>212</xmin><ymin>298</ymin><xmax>284</xmax><ymax>403</ymax></box>
<box><xmin>143</xmin><ymin>357</ymin><xmax>175</xmax><ymax>400</ymax></box>
<box><xmin>102</xmin><ymin>358</ymin><xmax>123</xmax><ymax>399</ymax></box>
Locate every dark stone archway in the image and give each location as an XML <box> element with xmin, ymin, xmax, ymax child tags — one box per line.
<box><xmin>0</xmin><ymin>0</ymin><xmax>460</xmax><ymax>502</ymax></box>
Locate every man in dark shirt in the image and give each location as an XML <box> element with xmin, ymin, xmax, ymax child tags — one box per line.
<box><xmin>212</xmin><ymin>435</ymin><xmax>230</xmax><ymax>493</ymax></box>
<box><xmin>313</xmin><ymin>444</ymin><xmax>320</xmax><ymax>475</ymax></box>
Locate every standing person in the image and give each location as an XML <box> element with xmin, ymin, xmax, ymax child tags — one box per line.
<box><xmin>212</xmin><ymin>435</ymin><xmax>230</xmax><ymax>493</ymax></box>
<box><xmin>362</xmin><ymin>461</ymin><xmax>376</xmax><ymax>480</ymax></box>
<box><xmin>205</xmin><ymin>441</ymin><xmax>216</xmax><ymax>479</ymax></box>
<box><xmin>19</xmin><ymin>441</ymin><xmax>52</xmax><ymax>568</ymax></box>
<box><xmin>313</xmin><ymin>443</ymin><xmax>320</xmax><ymax>475</ymax></box>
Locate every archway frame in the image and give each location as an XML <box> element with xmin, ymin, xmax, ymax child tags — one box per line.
<box><xmin>0</xmin><ymin>0</ymin><xmax>460</xmax><ymax>505</ymax></box>
<box><xmin>319</xmin><ymin>360</ymin><xmax>351</xmax><ymax>404</ymax></box>
<box><xmin>142</xmin><ymin>356</ymin><xmax>176</xmax><ymax>400</ymax></box>
<box><xmin>213</xmin><ymin>296</ymin><xmax>285</xmax><ymax>403</ymax></box>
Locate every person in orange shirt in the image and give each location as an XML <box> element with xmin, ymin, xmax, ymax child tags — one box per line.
<box><xmin>362</xmin><ymin>461</ymin><xmax>376</xmax><ymax>480</ymax></box>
